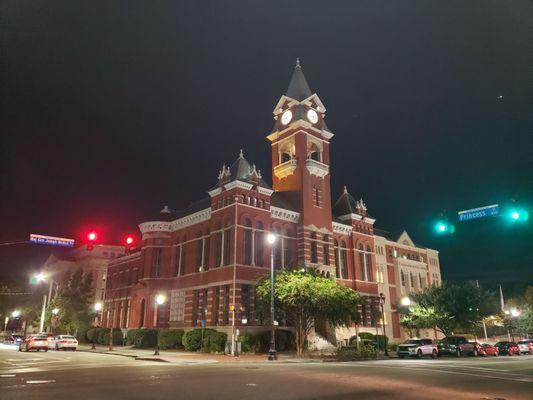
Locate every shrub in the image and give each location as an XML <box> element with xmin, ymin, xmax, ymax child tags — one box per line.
<box><xmin>336</xmin><ymin>344</ymin><xmax>377</xmax><ymax>361</ymax></box>
<box><xmin>86</xmin><ymin>328</ymin><xmax>98</xmax><ymax>343</ymax></box>
<box><xmin>259</xmin><ymin>329</ymin><xmax>296</xmax><ymax>352</ymax></box>
<box><xmin>358</xmin><ymin>332</ymin><xmax>375</xmax><ymax>341</ymax></box>
<box><xmin>239</xmin><ymin>333</ymin><xmax>260</xmax><ymax>353</ymax></box>
<box><xmin>374</xmin><ymin>334</ymin><xmax>388</xmax><ymax>349</ymax></box>
<box><xmin>126</xmin><ymin>329</ymin><xmax>140</xmax><ymax>346</ymax></box>
<box><xmin>103</xmin><ymin>330</ymin><xmax>124</xmax><ymax>346</ymax></box>
<box><xmin>206</xmin><ymin>331</ymin><xmax>227</xmax><ymax>353</ymax></box>
<box><xmin>158</xmin><ymin>329</ymin><xmax>185</xmax><ymax>350</ymax></box>
<box><xmin>133</xmin><ymin>329</ymin><xmax>159</xmax><ymax>348</ymax></box>
<box><xmin>388</xmin><ymin>343</ymin><xmax>398</xmax><ymax>352</ymax></box>
<box><xmin>182</xmin><ymin>329</ymin><xmax>228</xmax><ymax>352</ymax></box>
<box><xmin>76</xmin><ymin>327</ymin><xmax>89</xmax><ymax>343</ymax></box>
<box><xmin>97</xmin><ymin>328</ymin><xmax>111</xmax><ymax>344</ymax></box>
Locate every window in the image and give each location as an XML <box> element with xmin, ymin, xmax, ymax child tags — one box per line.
<box><xmin>204</xmin><ymin>233</ymin><xmax>210</xmax><ymax>270</ymax></box>
<box><xmin>223</xmin><ymin>285</ymin><xmax>230</xmax><ymax>325</ymax></box>
<box><xmin>340</xmin><ymin>241</ymin><xmax>348</xmax><ymax>278</ymax></box>
<box><xmin>241</xmin><ymin>285</ymin><xmax>251</xmax><ymax>323</ymax></box>
<box><xmin>215</xmin><ymin>224</ymin><xmax>222</xmax><ymax>267</ymax></box>
<box><xmin>281</xmin><ymin>152</ymin><xmax>291</xmax><ymax>163</ymax></box>
<box><xmin>283</xmin><ymin>229</ymin><xmax>293</xmax><ymax>268</ymax></box>
<box><xmin>313</xmin><ymin>186</ymin><xmax>320</xmax><ymax>207</ymax></box>
<box><xmin>244</xmin><ymin>219</ymin><xmax>253</xmax><ymax>265</ymax></box>
<box><xmin>152</xmin><ymin>248</ymin><xmax>162</xmax><ymax>278</ymax></box>
<box><xmin>170</xmin><ymin>290</ymin><xmax>185</xmax><ymax>322</ymax></box>
<box><xmin>365</xmin><ymin>245</ymin><xmax>373</xmax><ymax>282</ymax></box>
<box><xmin>255</xmin><ymin>222</ymin><xmax>264</xmax><ymax>267</ymax></box>
<box><xmin>223</xmin><ymin>221</ymin><xmax>231</xmax><ymax>266</ymax></box>
<box><xmin>410</xmin><ymin>272</ymin><xmax>415</xmax><ymax>287</ymax></box>
<box><xmin>334</xmin><ymin>240</ymin><xmax>340</xmax><ymax>277</ymax></box>
<box><xmin>322</xmin><ymin>235</ymin><xmax>329</xmax><ymax>265</ymax></box>
<box><xmin>192</xmin><ymin>290</ymin><xmax>200</xmax><ymax>326</ymax></box>
<box><xmin>358</xmin><ymin>243</ymin><xmax>366</xmax><ymax>280</ymax></box>
<box><xmin>196</xmin><ymin>233</ymin><xmax>203</xmax><ymax>269</ymax></box>
<box><xmin>310</xmin><ymin>232</ymin><xmax>317</xmax><ymax>263</ymax></box>
<box><xmin>273</xmin><ymin>227</ymin><xmax>282</xmax><ymax>269</ymax></box>
<box><xmin>180</xmin><ymin>241</ymin><xmax>187</xmax><ymax>275</ymax></box>
<box><xmin>174</xmin><ymin>246</ymin><xmax>181</xmax><ymax>276</ymax></box>
<box><xmin>201</xmin><ymin>289</ymin><xmax>208</xmax><ymax>322</ymax></box>
<box><xmin>213</xmin><ymin>287</ymin><xmax>220</xmax><ymax>325</ymax></box>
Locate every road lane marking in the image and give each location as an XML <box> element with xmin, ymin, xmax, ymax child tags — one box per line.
<box><xmin>0</xmin><ymin>374</ymin><xmax>16</xmax><ymax>377</ymax></box>
<box><xmin>26</xmin><ymin>380</ymin><xmax>56</xmax><ymax>384</ymax></box>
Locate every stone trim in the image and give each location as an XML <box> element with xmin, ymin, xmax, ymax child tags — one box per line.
<box><xmin>270</xmin><ymin>206</ymin><xmax>300</xmax><ymax>223</ymax></box>
<box><xmin>332</xmin><ymin>221</ymin><xmax>352</xmax><ymax>235</ymax></box>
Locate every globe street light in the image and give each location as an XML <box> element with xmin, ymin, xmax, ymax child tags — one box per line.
<box><xmin>154</xmin><ymin>294</ymin><xmax>167</xmax><ymax>356</ymax></box>
<box><xmin>400</xmin><ymin>296</ymin><xmax>411</xmax><ymax>307</ymax></box>
<box><xmin>266</xmin><ymin>233</ymin><xmax>277</xmax><ymax>361</ymax></box>
<box><xmin>12</xmin><ymin>310</ymin><xmax>21</xmax><ymax>318</ymax></box>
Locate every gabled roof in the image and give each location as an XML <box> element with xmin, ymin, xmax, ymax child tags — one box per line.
<box><xmin>286</xmin><ymin>59</ymin><xmax>313</xmax><ymax>101</ymax></box>
<box><xmin>215</xmin><ymin>150</ymin><xmax>272</xmax><ymax>189</ymax></box>
<box><xmin>159</xmin><ymin>197</ymin><xmax>212</xmax><ymax>221</ymax></box>
<box><xmin>397</xmin><ymin>230</ymin><xmax>415</xmax><ymax>247</ymax></box>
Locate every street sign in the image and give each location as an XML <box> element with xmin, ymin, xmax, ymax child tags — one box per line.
<box><xmin>29</xmin><ymin>234</ymin><xmax>75</xmax><ymax>247</ymax></box>
<box><xmin>458</xmin><ymin>204</ymin><xmax>499</xmax><ymax>222</ymax></box>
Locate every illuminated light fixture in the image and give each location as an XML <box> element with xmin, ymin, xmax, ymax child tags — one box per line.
<box><xmin>510</xmin><ymin>308</ymin><xmax>521</xmax><ymax>317</ymax></box>
<box><xmin>12</xmin><ymin>310</ymin><xmax>21</xmax><ymax>318</ymax></box>
<box><xmin>156</xmin><ymin>294</ymin><xmax>167</xmax><ymax>305</ymax></box>
<box><xmin>52</xmin><ymin>308</ymin><xmax>59</xmax><ymax>315</ymax></box>
<box><xmin>400</xmin><ymin>297</ymin><xmax>412</xmax><ymax>307</ymax></box>
<box><xmin>35</xmin><ymin>272</ymin><xmax>46</xmax><ymax>282</ymax></box>
<box><xmin>87</xmin><ymin>231</ymin><xmax>97</xmax><ymax>242</ymax></box>
<box><xmin>267</xmin><ymin>233</ymin><xmax>276</xmax><ymax>245</ymax></box>
<box><xmin>94</xmin><ymin>302</ymin><xmax>102</xmax><ymax>311</ymax></box>
<box><xmin>125</xmin><ymin>236</ymin><xmax>134</xmax><ymax>245</ymax></box>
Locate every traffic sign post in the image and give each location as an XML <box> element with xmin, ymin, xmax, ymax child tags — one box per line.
<box><xmin>458</xmin><ymin>204</ymin><xmax>499</xmax><ymax>222</ymax></box>
<box><xmin>29</xmin><ymin>234</ymin><xmax>75</xmax><ymax>247</ymax></box>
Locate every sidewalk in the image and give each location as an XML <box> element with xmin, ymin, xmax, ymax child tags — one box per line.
<box><xmin>77</xmin><ymin>344</ymin><xmax>318</xmax><ymax>364</ymax></box>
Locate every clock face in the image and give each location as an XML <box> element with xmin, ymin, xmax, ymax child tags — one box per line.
<box><xmin>307</xmin><ymin>109</ymin><xmax>318</xmax><ymax>124</ymax></box>
<box><xmin>281</xmin><ymin>110</ymin><xmax>292</xmax><ymax>125</ymax></box>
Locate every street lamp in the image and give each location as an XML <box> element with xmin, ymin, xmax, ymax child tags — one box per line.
<box><xmin>154</xmin><ymin>294</ymin><xmax>167</xmax><ymax>356</ymax></box>
<box><xmin>400</xmin><ymin>296</ymin><xmax>411</xmax><ymax>307</ymax></box>
<box><xmin>33</xmin><ymin>272</ymin><xmax>54</xmax><ymax>332</ymax></box>
<box><xmin>12</xmin><ymin>310</ymin><xmax>21</xmax><ymax>318</ymax></box>
<box><xmin>3</xmin><ymin>310</ymin><xmax>21</xmax><ymax>337</ymax></box>
<box><xmin>92</xmin><ymin>302</ymin><xmax>103</xmax><ymax>349</ymax></box>
<box><xmin>379</xmin><ymin>293</ymin><xmax>388</xmax><ymax>357</ymax></box>
<box><xmin>266</xmin><ymin>233</ymin><xmax>277</xmax><ymax>361</ymax></box>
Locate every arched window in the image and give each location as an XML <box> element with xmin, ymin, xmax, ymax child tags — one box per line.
<box><xmin>196</xmin><ymin>232</ymin><xmax>203</xmax><ymax>269</ymax></box>
<box><xmin>244</xmin><ymin>218</ymin><xmax>253</xmax><ymax>265</ymax></box>
<box><xmin>223</xmin><ymin>219</ymin><xmax>231</xmax><ymax>266</ymax></box>
<box><xmin>258</xmin><ymin>199</ymin><xmax>263</xmax><ymax>208</ymax></box>
<box><xmin>341</xmin><ymin>241</ymin><xmax>348</xmax><ymax>278</ymax></box>
<box><xmin>358</xmin><ymin>243</ymin><xmax>366</xmax><ymax>281</ymax></box>
<box><xmin>255</xmin><ymin>221</ymin><xmax>264</xmax><ymax>267</ymax></box>
<box><xmin>365</xmin><ymin>245</ymin><xmax>373</xmax><ymax>282</ymax></box>
<box><xmin>281</xmin><ymin>152</ymin><xmax>291</xmax><ymax>163</ymax></box>
<box><xmin>322</xmin><ymin>234</ymin><xmax>329</xmax><ymax>265</ymax></box>
<box><xmin>283</xmin><ymin>229</ymin><xmax>293</xmax><ymax>268</ymax></box>
<box><xmin>139</xmin><ymin>299</ymin><xmax>146</xmax><ymax>328</ymax></box>
<box><xmin>334</xmin><ymin>239</ymin><xmax>340</xmax><ymax>277</ymax></box>
<box><xmin>308</xmin><ymin>142</ymin><xmax>321</xmax><ymax>161</ymax></box>
<box><xmin>274</xmin><ymin>226</ymin><xmax>282</xmax><ymax>269</ymax></box>
<box><xmin>215</xmin><ymin>223</ymin><xmax>222</xmax><ymax>267</ymax></box>
<box><xmin>310</xmin><ymin>232</ymin><xmax>317</xmax><ymax>263</ymax></box>
<box><xmin>204</xmin><ymin>229</ymin><xmax>210</xmax><ymax>270</ymax></box>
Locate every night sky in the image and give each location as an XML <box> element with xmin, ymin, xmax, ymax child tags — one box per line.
<box><xmin>1</xmin><ymin>1</ymin><xmax>532</xmax><ymax>294</ymax></box>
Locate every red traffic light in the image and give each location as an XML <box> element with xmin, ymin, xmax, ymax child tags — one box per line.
<box><xmin>87</xmin><ymin>231</ymin><xmax>98</xmax><ymax>242</ymax></box>
<box><xmin>125</xmin><ymin>235</ymin><xmax>135</xmax><ymax>245</ymax></box>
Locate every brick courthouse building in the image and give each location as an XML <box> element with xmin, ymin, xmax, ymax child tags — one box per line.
<box><xmin>103</xmin><ymin>62</ymin><xmax>442</xmax><ymax>344</ymax></box>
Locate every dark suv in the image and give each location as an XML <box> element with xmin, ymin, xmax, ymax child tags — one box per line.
<box><xmin>437</xmin><ymin>336</ymin><xmax>477</xmax><ymax>357</ymax></box>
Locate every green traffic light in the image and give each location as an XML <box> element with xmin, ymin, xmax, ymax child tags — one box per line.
<box><xmin>508</xmin><ymin>208</ymin><xmax>529</xmax><ymax>222</ymax></box>
<box><xmin>511</xmin><ymin>211</ymin><xmax>520</xmax><ymax>220</ymax></box>
<box><xmin>434</xmin><ymin>220</ymin><xmax>454</xmax><ymax>235</ymax></box>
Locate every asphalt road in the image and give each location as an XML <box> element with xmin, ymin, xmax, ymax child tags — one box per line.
<box><xmin>1</xmin><ymin>346</ymin><xmax>532</xmax><ymax>400</ymax></box>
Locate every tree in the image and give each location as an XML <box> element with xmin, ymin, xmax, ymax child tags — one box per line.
<box><xmin>49</xmin><ymin>269</ymin><xmax>94</xmax><ymax>334</ymax></box>
<box><xmin>400</xmin><ymin>281</ymin><xmax>497</xmax><ymax>336</ymax></box>
<box><xmin>255</xmin><ymin>269</ymin><xmax>361</xmax><ymax>357</ymax></box>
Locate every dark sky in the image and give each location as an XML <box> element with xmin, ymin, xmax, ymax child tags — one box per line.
<box><xmin>1</xmin><ymin>1</ymin><xmax>532</xmax><ymax>293</ymax></box>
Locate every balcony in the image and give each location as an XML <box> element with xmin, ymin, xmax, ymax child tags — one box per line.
<box><xmin>274</xmin><ymin>159</ymin><xmax>297</xmax><ymax>179</ymax></box>
<box><xmin>306</xmin><ymin>159</ymin><xmax>329</xmax><ymax>178</ymax></box>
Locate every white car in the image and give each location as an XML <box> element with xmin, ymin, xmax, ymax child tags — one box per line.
<box><xmin>50</xmin><ymin>335</ymin><xmax>78</xmax><ymax>351</ymax></box>
<box><xmin>397</xmin><ymin>338</ymin><xmax>438</xmax><ymax>359</ymax></box>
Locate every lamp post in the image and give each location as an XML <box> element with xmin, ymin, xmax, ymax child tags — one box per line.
<box><xmin>154</xmin><ymin>294</ymin><xmax>167</xmax><ymax>356</ymax></box>
<box><xmin>266</xmin><ymin>233</ymin><xmax>277</xmax><ymax>361</ymax></box>
<box><xmin>3</xmin><ymin>310</ymin><xmax>21</xmax><ymax>337</ymax></box>
<box><xmin>379</xmin><ymin>293</ymin><xmax>388</xmax><ymax>356</ymax></box>
<box><xmin>92</xmin><ymin>302</ymin><xmax>102</xmax><ymax>349</ymax></box>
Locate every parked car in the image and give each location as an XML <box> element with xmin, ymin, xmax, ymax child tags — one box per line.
<box><xmin>4</xmin><ymin>334</ymin><xmax>24</xmax><ymax>345</ymax></box>
<box><xmin>517</xmin><ymin>339</ymin><xmax>533</xmax><ymax>354</ymax></box>
<box><xmin>494</xmin><ymin>341</ymin><xmax>520</xmax><ymax>356</ymax></box>
<box><xmin>50</xmin><ymin>335</ymin><xmax>78</xmax><ymax>351</ymax></box>
<box><xmin>397</xmin><ymin>338</ymin><xmax>438</xmax><ymax>359</ymax></box>
<box><xmin>38</xmin><ymin>332</ymin><xmax>57</xmax><ymax>347</ymax></box>
<box><xmin>437</xmin><ymin>336</ymin><xmax>477</xmax><ymax>357</ymax></box>
<box><xmin>478</xmin><ymin>343</ymin><xmax>499</xmax><ymax>357</ymax></box>
<box><xmin>19</xmin><ymin>335</ymin><xmax>49</xmax><ymax>352</ymax></box>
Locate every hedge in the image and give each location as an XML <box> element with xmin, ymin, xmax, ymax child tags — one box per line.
<box><xmin>97</xmin><ymin>328</ymin><xmax>111</xmax><ymax>344</ymax></box>
<box><xmin>126</xmin><ymin>329</ymin><xmax>140</xmax><ymax>346</ymax></box>
<box><xmin>336</xmin><ymin>344</ymin><xmax>377</xmax><ymax>361</ymax></box>
<box><xmin>103</xmin><ymin>330</ymin><xmax>124</xmax><ymax>346</ymax></box>
<box><xmin>158</xmin><ymin>329</ymin><xmax>185</xmax><ymax>350</ymax></box>
<box><xmin>239</xmin><ymin>333</ymin><xmax>260</xmax><ymax>353</ymax></box>
<box><xmin>258</xmin><ymin>330</ymin><xmax>295</xmax><ymax>352</ymax></box>
<box><xmin>133</xmin><ymin>329</ymin><xmax>159</xmax><ymax>348</ymax></box>
<box><xmin>349</xmin><ymin>333</ymin><xmax>388</xmax><ymax>349</ymax></box>
<box><xmin>182</xmin><ymin>329</ymin><xmax>227</xmax><ymax>353</ymax></box>
<box><xmin>86</xmin><ymin>328</ymin><xmax>110</xmax><ymax>344</ymax></box>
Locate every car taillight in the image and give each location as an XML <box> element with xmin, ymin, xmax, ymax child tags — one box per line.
<box><xmin>60</xmin><ymin>340</ymin><xmax>67</xmax><ymax>343</ymax></box>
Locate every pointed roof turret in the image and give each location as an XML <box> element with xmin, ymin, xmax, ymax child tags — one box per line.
<box><xmin>285</xmin><ymin>58</ymin><xmax>313</xmax><ymax>101</ymax></box>
<box><xmin>333</xmin><ymin>186</ymin><xmax>358</xmax><ymax>217</ymax></box>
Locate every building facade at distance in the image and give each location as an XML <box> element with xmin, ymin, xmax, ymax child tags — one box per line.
<box><xmin>104</xmin><ymin>63</ymin><xmax>442</xmax><ymax>344</ymax></box>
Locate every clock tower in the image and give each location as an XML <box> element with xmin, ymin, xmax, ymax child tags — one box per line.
<box><xmin>267</xmin><ymin>60</ymin><xmax>334</xmax><ymax>268</ymax></box>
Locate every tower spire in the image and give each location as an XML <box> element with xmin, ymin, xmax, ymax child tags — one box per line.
<box><xmin>286</xmin><ymin>60</ymin><xmax>313</xmax><ymax>101</ymax></box>
<box><xmin>296</xmin><ymin>57</ymin><xmax>300</xmax><ymax>68</ymax></box>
